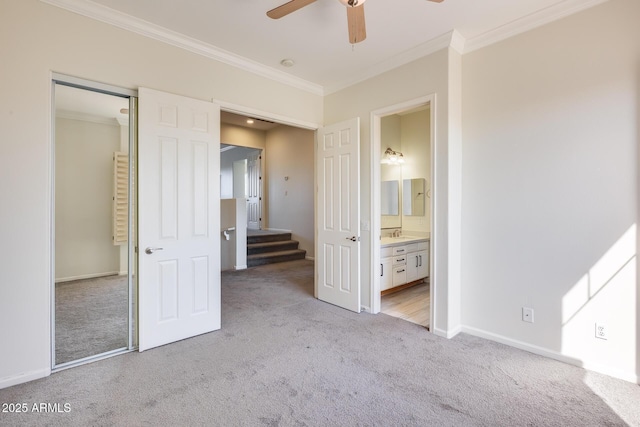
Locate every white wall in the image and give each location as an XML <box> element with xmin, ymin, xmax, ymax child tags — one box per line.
<box><xmin>220</xmin><ymin>145</ymin><xmax>262</xmax><ymax>199</ymax></box>
<box><xmin>381</xmin><ymin>115</ymin><xmax>402</xmax><ymax>229</ymax></box>
<box><xmin>265</xmin><ymin>126</ymin><xmax>315</xmax><ymax>258</ymax></box>
<box><xmin>461</xmin><ymin>0</ymin><xmax>640</xmax><ymax>382</ymax></box>
<box><xmin>221</xmin><ymin>124</ymin><xmax>267</xmax><ymax>150</ymax></box>
<box><xmin>400</xmin><ymin>109</ymin><xmax>431</xmax><ymax>235</ymax></box>
<box><xmin>0</xmin><ymin>0</ymin><xmax>322</xmax><ymax>388</ymax></box>
<box><xmin>55</xmin><ymin>117</ymin><xmax>120</xmax><ymax>280</ymax></box>
<box><xmin>220</xmin><ymin>198</ymin><xmax>247</xmax><ymax>271</ymax></box>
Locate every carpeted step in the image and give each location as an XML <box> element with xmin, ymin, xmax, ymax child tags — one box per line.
<box><xmin>247</xmin><ymin>249</ymin><xmax>307</xmax><ymax>267</ymax></box>
<box><xmin>247</xmin><ymin>240</ymin><xmax>300</xmax><ymax>255</ymax></box>
<box><xmin>247</xmin><ymin>232</ymin><xmax>292</xmax><ymax>244</ymax></box>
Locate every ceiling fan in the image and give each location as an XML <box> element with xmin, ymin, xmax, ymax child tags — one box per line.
<box><xmin>267</xmin><ymin>0</ymin><xmax>445</xmax><ymax>44</ymax></box>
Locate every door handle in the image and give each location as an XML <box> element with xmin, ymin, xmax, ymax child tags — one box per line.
<box><xmin>346</xmin><ymin>236</ymin><xmax>357</xmax><ymax>241</ymax></box>
<box><xmin>145</xmin><ymin>247</ymin><xmax>164</xmax><ymax>255</ymax></box>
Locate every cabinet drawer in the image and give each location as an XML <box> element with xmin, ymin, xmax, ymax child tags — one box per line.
<box><xmin>393</xmin><ymin>265</ymin><xmax>407</xmax><ymax>286</ymax></box>
<box><xmin>392</xmin><ymin>245</ymin><xmax>407</xmax><ymax>256</ymax></box>
<box><xmin>393</xmin><ymin>255</ymin><xmax>407</xmax><ymax>265</ymax></box>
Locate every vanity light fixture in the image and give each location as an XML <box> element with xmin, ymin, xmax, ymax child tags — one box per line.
<box><xmin>246</xmin><ymin>118</ymin><xmax>254</xmax><ymax>124</ymax></box>
<box><xmin>381</xmin><ymin>147</ymin><xmax>405</xmax><ymax>165</ymax></box>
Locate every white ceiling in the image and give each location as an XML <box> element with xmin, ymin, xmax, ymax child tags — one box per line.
<box><xmin>47</xmin><ymin>0</ymin><xmax>605</xmax><ymax>94</ymax></box>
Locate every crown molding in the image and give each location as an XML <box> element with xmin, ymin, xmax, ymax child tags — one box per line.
<box><xmin>324</xmin><ymin>30</ymin><xmax>460</xmax><ymax>95</ymax></box>
<box><xmin>41</xmin><ymin>0</ymin><xmax>608</xmax><ymax>96</ymax></box>
<box><xmin>463</xmin><ymin>0</ymin><xmax>609</xmax><ymax>53</ymax></box>
<box><xmin>40</xmin><ymin>0</ymin><xmax>324</xmax><ymax>96</ymax></box>
<box><xmin>449</xmin><ymin>30</ymin><xmax>466</xmax><ymax>55</ymax></box>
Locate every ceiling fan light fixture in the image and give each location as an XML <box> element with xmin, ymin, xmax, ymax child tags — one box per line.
<box><xmin>338</xmin><ymin>0</ymin><xmax>366</xmax><ymax>7</ymax></box>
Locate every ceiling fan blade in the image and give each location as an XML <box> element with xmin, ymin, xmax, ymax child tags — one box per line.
<box><xmin>347</xmin><ymin>5</ymin><xmax>366</xmax><ymax>44</ymax></box>
<box><xmin>267</xmin><ymin>0</ymin><xmax>317</xmax><ymax>19</ymax></box>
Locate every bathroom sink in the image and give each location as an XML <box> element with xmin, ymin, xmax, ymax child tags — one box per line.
<box><xmin>380</xmin><ymin>235</ymin><xmax>425</xmax><ymax>246</ymax></box>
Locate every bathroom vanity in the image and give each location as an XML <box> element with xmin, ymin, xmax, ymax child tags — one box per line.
<box><xmin>380</xmin><ymin>236</ymin><xmax>429</xmax><ymax>294</ymax></box>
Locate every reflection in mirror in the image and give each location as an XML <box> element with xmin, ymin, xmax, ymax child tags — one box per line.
<box><xmin>403</xmin><ymin>178</ymin><xmax>426</xmax><ymax>216</ymax></box>
<box><xmin>381</xmin><ymin>180</ymin><xmax>399</xmax><ymax>215</ymax></box>
<box><xmin>54</xmin><ymin>83</ymin><xmax>133</xmax><ymax>366</ymax></box>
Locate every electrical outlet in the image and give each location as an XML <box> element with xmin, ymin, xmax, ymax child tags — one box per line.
<box><xmin>595</xmin><ymin>323</ymin><xmax>607</xmax><ymax>340</ymax></box>
<box><xmin>522</xmin><ymin>307</ymin><xmax>534</xmax><ymax>323</ymax></box>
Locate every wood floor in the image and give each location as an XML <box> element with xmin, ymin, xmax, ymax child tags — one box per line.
<box><xmin>381</xmin><ymin>280</ymin><xmax>430</xmax><ymax>328</ymax></box>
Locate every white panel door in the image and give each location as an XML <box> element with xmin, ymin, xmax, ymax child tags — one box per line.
<box><xmin>316</xmin><ymin>118</ymin><xmax>360</xmax><ymax>312</ymax></box>
<box><xmin>138</xmin><ymin>87</ymin><xmax>221</xmax><ymax>351</ymax></box>
<box><xmin>246</xmin><ymin>151</ymin><xmax>261</xmax><ymax>230</ymax></box>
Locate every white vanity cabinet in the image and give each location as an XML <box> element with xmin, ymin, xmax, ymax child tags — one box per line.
<box><xmin>405</xmin><ymin>242</ymin><xmax>429</xmax><ymax>283</ymax></box>
<box><xmin>380</xmin><ymin>238</ymin><xmax>429</xmax><ymax>292</ymax></box>
<box><xmin>380</xmin><ymin>246</ymin><xmax>394</xmax><ymax>291</ymax></box>
<box><xmin>391</xmin><ymin>246</ymin><xmax>408</xmax><ymax>287</ymax></box>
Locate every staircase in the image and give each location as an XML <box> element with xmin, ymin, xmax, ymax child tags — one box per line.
<box><xmin>247</xmin><ymin>231</ymin><xmax>307</xmax><ymax>267</ymax></box>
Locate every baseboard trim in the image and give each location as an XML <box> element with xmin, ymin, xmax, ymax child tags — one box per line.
<box><xmin>461</xmin><ymin>325</ymin><xmax>639</xmax><ymax>384</ymax></box>
<box><xmin>432</xmin><ymin>325</ymin><xmax>462</xmax><ymax>339</ymax></box>
<box><xmin>234</xmin><ymin>265</ymin><xmax>247</xmax><ymax>270</ymax></box>
<box><xmin>305</xmin><ymin>256</ymin><xmax>315</xmax><ymax>261</ymax></box>
<box><xmin>55</xmin><ymin>271</ymin><xmax>120</xmax><ymax>283</ymax></box>
<box><xmin>0</xmin><ymin>368</ymin><xmax>50</xmax><ymax>390</ymax></box>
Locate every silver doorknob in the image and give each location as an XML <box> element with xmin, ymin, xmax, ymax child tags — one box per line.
<box><xmin>145</xmin><ymin>247</ymin><xmax>164</xmax><ymax>254</ymax></box>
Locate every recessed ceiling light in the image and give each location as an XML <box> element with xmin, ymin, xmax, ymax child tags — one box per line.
<box><xmin>246</xmin><ymin>119</ymin><xmax>254</xmax><ymax>124</ymax></box>
<box><xmin>280</xmin><ymin>58</ymin><xmax>295</xmax><ymax>68</ymax></box>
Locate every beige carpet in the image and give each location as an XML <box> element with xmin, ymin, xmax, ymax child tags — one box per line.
<box><xmin>2</xmin><ymin>260</ymin><xmax>639</xmax><ymax>426</ymax></box>
<box><xmin>55</xmin><ymin>275</ymin><xmax>129</xmax><ymax>365</ymax></box>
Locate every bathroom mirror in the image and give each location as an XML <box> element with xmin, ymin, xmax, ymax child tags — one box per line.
<box><xmin>403</xmin><ymin>178</ymin><xmax>426</xmax><ymax>216</ymax></box>
<box><xmin>381</xmin><ymin>180</ymin><xmax>401</xmax><ymax>228</ymax></box>
<box><xmin>381</xmin><ymin>180</ymin><xmax>399</xmax><ymax>215</ymax></box>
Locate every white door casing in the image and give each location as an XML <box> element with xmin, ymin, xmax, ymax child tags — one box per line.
<box><xmin>246</xmin><ymin>151</ymin><xmax>261</xmax><ymax>230</ymax></box>
<box><xmin>316</xmin><ymin>118</ymin><xmax>361</xmax><ymax>313</ymax></box>
<box><xmin>138</xmin><ymin>87</ymin><xmax>221</xmax><ymax>351</ymax></box>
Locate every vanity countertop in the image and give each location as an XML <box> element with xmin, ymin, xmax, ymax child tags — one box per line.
<box><xmin>380</xmin><ymin>235</ymin><xmax>429</xmax><ymax>247</ymax></box>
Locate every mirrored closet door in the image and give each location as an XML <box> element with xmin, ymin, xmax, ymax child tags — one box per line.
<box><xmin>53</xmin><ymin>80</ymin><xmax>137</xmax><ymax>368</ymax></box>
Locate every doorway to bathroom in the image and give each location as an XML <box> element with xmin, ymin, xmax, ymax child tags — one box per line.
<box><xmin>371</xmin><ymin>95</ymin><xmax>435</xmax><ymax>329</ymax></box>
